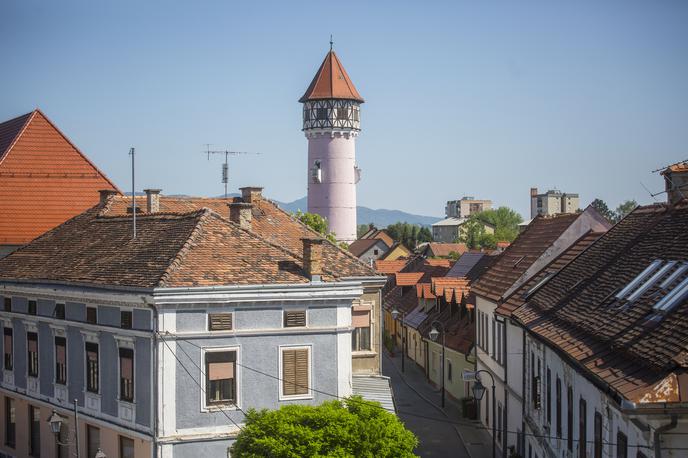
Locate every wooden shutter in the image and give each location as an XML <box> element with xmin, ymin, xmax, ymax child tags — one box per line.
<box><xmin>209</xmin><ymin>313</ymin><xmax>233</xmax><ymax>331</ymax></box>
<box><xmin>284</xmin><ymin>311</ymin><xmax>306</xmax><ymax>327</ymax></box>
<box><xmin>282</xmin><ymin>348</ymin><xmax>309</xmax><ymax>396</ymax></box>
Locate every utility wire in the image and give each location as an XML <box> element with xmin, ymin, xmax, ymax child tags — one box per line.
<box><xmin>164</xmin><ymin>333</ymin><xmax>688</xmax><ymax>450</ymax></box>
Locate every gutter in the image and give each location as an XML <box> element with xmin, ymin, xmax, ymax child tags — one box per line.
<box><xmin>654</xmin><ymin>414</ymin><xmax>678</xmax><ymax>458</ymax></box>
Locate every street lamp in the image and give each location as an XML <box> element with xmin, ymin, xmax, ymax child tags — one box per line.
<box><xmin>429</xmin><ymin>320</ymin><xmax>446</xmax><ymax>408</ymax></box>
<box><xmin>46</xmin><ymin>399</ymin><xmax>81</xmax><ymax>458</ymax></box>
<box><xmin>391</xmin><ymin>308</ymin><xmax>406</xmax><ymax>373</ymax></box>
<box><xmin>471</xmin><ymin>371</ymin><xmax>496</xmax><ymax>458</ymax></box>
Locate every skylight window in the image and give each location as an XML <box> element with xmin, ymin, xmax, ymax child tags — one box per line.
<box><xmin>626</xmin><ymin>261</ymin><xmax>677</xmax><ymax>302</ymax></box>
<box><xmin>524</xmin><ymin>271</ymin><xmax>557</xmax><ymax>300</ymax></box>
<box><xmin>659</xmin><ymin>263</ymin><xmax>688</xmax><ymax>289</ymax></box>
<box><xmin>653</xmin><ymin>276</ymin><xmax>688</xmax><ymax>313</ymax></box>
<box><xmin>615</xmin><ymin>260</ymin><xmax>663</xmax><ymax>300</ymax></box>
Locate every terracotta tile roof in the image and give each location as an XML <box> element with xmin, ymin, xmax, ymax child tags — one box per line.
<box><xmin>416</xmin><ymin>283</ymin><xmax>436</xmax><ymax>299</ymax></box>
<box><xmin>374</xmin><ymin>259</ymin><xmax>408</xmax><ymax>275</ymax></box>
<box><xmin>425</xmin><ymin>258</ymin><xmax>453</xmax><ymax>267</ymax></box>
<box><xmin>103</xmin><ymin>195</ymin><xmax>376</xmax><ymax>279</ymax></box>
<box><xmin>395</xmin><ymin>272</ymin><xmax>424</xmax><ymax>286</ymax></box>
<box><xmin>663</xmin><ymin>162</ymin><xmax>688</xmax><ymax>173</ymax></box>
<box><xmin>471</xmin><ymin>213</ymin><xmax>579</xmax><ymax>302</ymax></box>
<box><xmin>299</xmin><ymin>51</ymin><xmax>364</xmax><ymax>103</ymax></box>
<box><xmin>426</xmin><ymin>243</ymin><xmax>468</xmax><ymax>258</ymax></box>
<box><xmin>497</xmin><ymin>241</ymin><xmax>510</xmax><ymax>249</ymax></box>
<box><xmin>0</xmin><ymin>110</ymin><xmax>119</xmax><ymax>245</ymax></box>
<box><xmin>513</xmin><ymin>203</ymin><xmax>688</xmax><ymax>403</ymax></box>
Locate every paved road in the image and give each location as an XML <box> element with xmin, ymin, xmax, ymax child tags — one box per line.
<box><xmin>383</xmin><ymin>352</ymin><xmax>471</xmax><ymax>458</ymax></box>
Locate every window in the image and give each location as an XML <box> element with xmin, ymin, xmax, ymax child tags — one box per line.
<box><xmin>4</xmin><ymin>397</ymin><xmax>15</xmax><ymax>448</ymax></box>
<box><xmin>27</xmin><ymin>332</ymin><xmax>38</xmax><ymax>377</ymax></box>
<box><xmin>281</xmin><ymin>347</ymin><xmax>310</xmax><ymax>398</ymax></box>
<box><xmin>579</xmin><ymin>398</ymin><xmax>587</xmax><ymax>458</ymax></box>
<box><xmin>54</xmin><ymin>303</ymin><xmax>65</xmax><ymax>320</ymax></box>
<box><xmin>594</xmin><ymin>411</ymin><xmax>602</xmax><ymax>458</ymax></box>
<box><xmin>86</xmin><ymin>342</ymin><xmax>99</xmax><ymax>393</ymax></box>
<box><xmin>29</xmin><ymin>406</ymin><xmax>40</xmax><ymax>457</ymax></box>
<box><xmin>556</xmin><ymin>377</ymin><xmax>562</xmax><ymax>438</ymax></box>
<box><xmin>316</xmin><ymin>107</ymin><xmax>328</xmax><ymax>120</ymax></box>
<box><xmin>87</xmin><ymin>425</ymin><xmax>100</xmax><ymax>458</ymax></box>
<box><xmin>86</xmin><ymin>307</ymin><xmax>97</xmax><ymax>324</ymax></box>
<box><xmin>491</xmin><ymin>318</ymin><xmax>495</xmax><ymax>358</ymax></box>
<box><xmin>119</xmin><ymin>348</ymin><xmax>134</xmax><ymax>402</ymax></box>
<box><xmin>353</xmin><ymin>107</ymin><xmax>359</xmax><ymax>122</ymax></box>
<box><xmin>119</xmin><ymin>435</ymin><xmax>135</xmax><ymax>458</ymax></box>
<box><xmin>3</xmin><ymin>328</ymin><xmax>12</xmax><ymax>371</ymax></box>
<box><xmin>447</xmin><ymin>359</ymin><xmax>452</xmax><ymax>381</ymax></box>
<box><xmin>336</xmin><ymin>107</ymin><xmax>348</xmax><ymax>120</ymax></box>
<box><xmin>3</xmin><ymin>297</ymin><xmax>10</xmax><ymax>312</ymax></box>
<box><xmin>28</xmin><ymin>300</ymin><xmax>37</xmax><ymax>315</ymax></box>
<box><xmin>352</xmin><ymin>309</ymin><xmax>371</xmax><ymax>351</ymax></box>
<box><xmin>284</xmin><ymin>310</ymin><xmax>306</xmax><ymax>327</ymax></box>
<box><xmin>546</xmin><ymin>368</ymin><xmax>552</xmax><ymax>424</ymax></box>
<box><xmin>567</xmin><ymin>386</ymin><xmax>574</xmax><ymax>451</ymax></box>
<box><xmin>373</xmin><ymin>249</ymin><xmax>379</xmax><ymax>255</ymax></box>
<box><xmin>617</xmin><ymin>431</ymin><xmax>627</xmax><ymax>458</ymax></box>
<box><xmin>208</xmin><ymin>313</ymin><xmax>233</xmax><ymax>331</ymax></box>
<box><xmin>205</xmin><ymin>350</ymin><xmax>237</xmax><ymax>406</ymax></box>
<box><xmin>120</xmin><ymin>310</ymin><xmax>132</xmax><ymax>329</ymax></box>
<box><xmin>55</xmin><ymin>337</ymin><xmax>67</xmax><ymax>385</ymax></box>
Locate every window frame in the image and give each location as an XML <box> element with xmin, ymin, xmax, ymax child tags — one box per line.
<box><xmin>616</xmin><ymin>431</ymin><xmax>628</xmax><ymax>458</ymax></box>
<box><xmin>119</xmin><ymin>347</ymin><xmax>135</xmax><ymax>403</ymax></box>
<box><xmin>3</xmin><ymin>297</ymin><xmax>11</xmax><ymax>313</ymax></box>
<box><xmin>54</xmin><ymin>303</ymin><xmax>65</xmax><ymax>320</ymax></box>
<box><xmin>3</xmin><ymin>327</ymin><xmax>13</xmax><ymax>371</ymax></box>
<box><xmin>278</xmin><ymin>344</ymin><xmax>312</xmax><ymax>401</ymax></box>
<box><xmin>85</xmin><ymin>341</ymin><xmax>100</xmax><ymax>394</ymax></box>
<box><xmin>4</xmin><ymin>396</ymin><xmax>15</xmax><ymax>448</ymax></box>
<box><xmin>27</xmin><ymin>332</ymin><xmax>39</xmax><ymax>378</ymax></box>
<box><xmin>120</xmin><ymin>310</ymin><xmax>133</xmax><ymax>329</ymax></box>
<box><xmin>200</xmin><ymin>345</ymin><xmax>240</xmax><ymax>411</ymax></box>
<box><xmin>283</xmin><ymin>309</ymin><xmax>307</xmax><ymax>328</ymax></box>
<box><xmin>29</xmin><ymin>405</ymin><xmax>40</xmax><ymax>457</ymax></box>
<box><xmin>55</xmin><ymin>336</ymin><xmax>67</xmax><ymax>385</ymax></box>
<box><xmin>119</xmin><ymin>435</ymin><xmax>135</xmax><ymax>458</ymax></box>
<box><xmin>594</xmin><ymin>411</ymin><xmax>602</xmax><ymax>458</ymax></box>
<box><xmin>86</xmin><ymin>306</ymin><xmax>97</xmax><ymax>325</ymax></box>
<box><xmin>28</xmin><ymin>300</ymin><xmax>37</xmax><ymax>316</ymax></box>
<box><xmin>567</xmin><ymin>385</ymin><xmax>574</xmax><ymax>452</ymax></box>
<box><xmin>207</xmin><ymin>312</ymin><xmax>233</xmax><ymax>332</ymax></box>
<box><xmin>87</xmin><ymin>425</ymin><xmax>100</xmax><ymax>458</ymax></box>
<box><xmin>556</xmin><ymin>377</ymin><xmax>562</xmax><ymax>438</ymax></box>
<box><xmin>579</xmin><ymin>397</ymin><xmax>587</xmax><ymax>458</ymax></box>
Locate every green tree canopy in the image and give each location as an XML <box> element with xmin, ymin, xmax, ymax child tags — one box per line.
<box><xmin>229</xmin><ymin>396</ymin><xmax>418</xmax><ymax>458</ymax></box>
<box><xmin>385</xmin><ymin>222</ymin><xmax>432</xmax><ymax>250</ymax></box>
<box><xmin>294</xmin><ymin>211</ymin><xmax>346</xmax><ymax>248</ymax></box>
<box><xmin>613</xmin><ymin>200</ymin><xmax>637</xmax><ymax>223</ymax></box>
<box><xmin>591</xmin><ymin>198</ymin><xmax>615</xmax><ymax>223</ymax></box>
<box><xmin>457</xmin><ymin>207</ymin><xmax>522</xmax><ymax>249</ymax></box>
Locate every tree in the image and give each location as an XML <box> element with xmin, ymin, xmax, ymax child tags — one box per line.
<box><xmin>229</xmin><ymin>396</ymin><xmax>418</xmax><ymax>458</ymax></box>
<box><xmin>294</xmin><ymin>211</ymin><xmax>344</xmax><ymax>247</ymax></box>
<box><xmin>613</xmin><ymin>200</ymin><xmax>637</xmax><ymax>223</ymax></box>
<box><xmin>385</xmin><ymin>222</ymin><xmax>432</xmax><ymax>250</ymax></box>
<box><xmin>458</xmin><ymin>207</ymin><xmax>522</xmax><ymax>250</ymax></box>
<box><xmin>357</xmin><ymin>223</ymin><xmax>374</xmax><ymax>239</ymax></box>
<box><xmin>591</xmin><ymin>198</ymin><xmax>615</xmax><ymax>223</ymax></box>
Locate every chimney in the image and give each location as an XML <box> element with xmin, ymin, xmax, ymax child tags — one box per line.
<box><xmin>663</xmin><ymin>164</ymin><xmax>688</xmax><ymax>207</ymax></box>
<box><xmin>228</xmin><ymin>202</ymin><xmax>252</xmax><ymax>230</ymax></box>
<box><xmin>144</xmin><ymin>189</ymin><xmax>161</xmax><ymax>213</ymax></box>
<box><xmin>530</xmin><ymin>187</ymin><xmax>538</xmax><ymax>198</ymax></box>
<box><xmin>240</xmin><ymin>186</ymin><xmax>263</xmax><ymax>204</ymax></box>
<box><xmin>302</xmin><ymin>238</ymin><xmax>324</xmax><ymax>281</ymax></box>
<box><xmin>98</xmin><ymin>189</ymin><xmax>118</xmax><ymax>205</ymax></box>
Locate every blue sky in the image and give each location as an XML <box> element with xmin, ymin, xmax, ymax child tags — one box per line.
<box><xmin>2</xmin><ymin>1</ymin><xmax>687</xmax><ymax>219</ymax></box>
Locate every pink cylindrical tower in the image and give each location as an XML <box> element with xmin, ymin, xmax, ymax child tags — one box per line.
<box><xmin>300</xmin><ymin>49</ymin><xmax>364</xmax><ymax>244</ymax></box>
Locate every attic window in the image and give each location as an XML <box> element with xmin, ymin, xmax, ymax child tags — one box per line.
<box><xmin>284</xmin><ymin>310</ymin><xmax>306</xmax><ymax>328</ymax></box>
<box><xmin>653</xmin><ymin>275</ymin><xmax>688</xmax><ymax>313</ymax></box>
<box><xmin>523</xmin><ymin>271</ymin><xmax>557</xmax><ymax>300</ymax></box>
<box><xmin>615</xmin><ymin>260</ymin><xmax>663</xmax><ymax>300</ymax></box>
<box><xmin>209</xmin><ymin>313</ymin><xmax>233</xmax><ymax>331</ymax></box>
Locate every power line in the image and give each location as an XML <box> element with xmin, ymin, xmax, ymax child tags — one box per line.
<box><xmin>164</xmin><ymin>333</ymin><xmax>688</xmax><ymax>450</ymax></box>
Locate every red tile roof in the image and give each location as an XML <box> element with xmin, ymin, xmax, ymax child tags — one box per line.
<box><xmin>299</xmin><ymin>51</ymin><xmax>364</xmax><ymax>103</ymax></box>
<box><xmin>425</xmin><ymin>243</ymin><xmax>468</xmax><ymax>258</ymax></box>
<box><xmin>395</xmin><ymin>272</ymin><xmax>424</xmax><ymax>286</ymax></box>
<box><xmin>513</xmin><ymin>203</ymin><xmax>688</xmax><ymax>403</ymax></box>
<box><xmin>471</xmin><ymin>213</ymin><xmax>579</xmax><ymax>303</ymax></box>
<box><xmin>374</xmin><ymin>259</ymin><xmax>408</xmax><ymax>275</ymax></box>
<box><xmin>425</xmin><ymin>258</ymin><xmax>454</xmax><ymax>267</ymax></box>
<box><xmin>0</xmin><ymin>110</ymin><xmax>119</xmax><ymax>245</ymax></box>
<box><xmin>348</xmin><ymin>238</ymin><xmax>383</xmax><ymax>257</ymax></box>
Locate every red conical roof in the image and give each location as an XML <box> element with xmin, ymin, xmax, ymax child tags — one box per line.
<box><xmin>299</xmin><ymin>51</ymin><xmax>364</xmax><ymax>103</ymax></box>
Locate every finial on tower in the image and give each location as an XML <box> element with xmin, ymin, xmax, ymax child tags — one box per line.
<box><xmin>330</xmin><ymin>34</ymin><xmax>333</xmax><ymax>51</ymax></box>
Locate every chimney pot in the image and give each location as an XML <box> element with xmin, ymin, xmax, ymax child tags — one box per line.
<box><xmin>240</xmin><ymin>186</ymin><xmax>263</xmax><ymax>204</ymax></box>
<box><xmin>228</xmin><ymin>202</ymin><xmax>253</xmax><ymax>230</ymax></box>
<box><xmin>663</xmin><ymin>165</ymin><xmax>688</xmax><ymax>207</ymax></box>
<box><xmin>302</xmin><ymin>238</ymin><xmax>324</xmax><ymax>281</ymax></box>
<box><xmin>98</xmin><ymin>189</ymin><xmax>118</xmax><ymax>205</ymax></box>
<box><xmin>144</xmin><ymin>189</ymin><xmax>162</xmax><ymax>213</ymax></box>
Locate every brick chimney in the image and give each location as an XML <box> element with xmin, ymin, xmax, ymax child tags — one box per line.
<box><xmin>662</xmin><ymin>164</ymin><xmax>688</xmax><ymax>206</ymax></box>
<box><xmin>98</xmin><ymin>189</ymin><xmax>118</xmax><ymax>205</ymax></box>
<box><xmin>240</xmin><ymin>186</ymin><xmax>263</xmax><ymax>204</ymax></box>
<box><xmin>228</xmin><ymin>202</ymin><xmax>252</xmax><ymax>230</ymax></box>
<box><xmin>144</xmin><ymin>189</ymin><xmax>161</xmax><ymax>213</ymax></box>
<box><xmin>302</xmin><ymin>238</ymin><xmax>324</xmax><ymax>281</ymax></box>
<box><xmin>530</xmin><ymin>187</ymin><xmax>538</xmax><ymax>198</ymax></box>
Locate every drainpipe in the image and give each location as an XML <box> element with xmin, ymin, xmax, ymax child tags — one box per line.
<box><xmin>143</xmin><ymin>297</ymin><xmax>160</xmax><ymax>458</ymax></box>
<box><xmin>653</xmin><ymin>414</ymin><xmax>677</xmax><ymax>458</ymax></box>
<box><xmin>521</xmin><ymin>327</ymin><xmax>527</xmax><ymax>455</ymax></box>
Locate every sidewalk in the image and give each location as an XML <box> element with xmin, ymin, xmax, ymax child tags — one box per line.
<box><xmin>383</xmin><ymin>351</ymin><xmax>494</xmax><ymax>458</ymax></box>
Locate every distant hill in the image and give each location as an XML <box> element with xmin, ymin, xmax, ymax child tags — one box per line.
<box><xmin>275</xmin><ymin>196</ymin><xmax>440</xmax><ymax>228</ymax></box>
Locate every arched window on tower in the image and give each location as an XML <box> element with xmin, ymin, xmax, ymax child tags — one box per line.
<box><xmin>311</xmin><ymin>160</ymin><xmax>322</xmax><ymax>184</ymax></box>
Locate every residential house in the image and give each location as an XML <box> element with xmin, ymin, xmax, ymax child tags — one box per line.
<box><xmin>0</xmin><ymin>187</ymin><xmax>386</xmax><ymax>458</ymax></box>
<box><xmin>349</xmin><ymin>227</ymin><xmax>398</xmax><ymax>265</ymax></box>
<box><xmin>0</xmin><ymin>110</ymin><xmax>119</xmax><ymax>257</ymax></box>
<box><xmin>420</xmin><ymin>242</ymin><xmax>469</xmax><ymax>259</ymax></box>
<box><xmin>513</xmin><ymin>168</ymin><xmax>688</xmax><ymax>458</ymax></box>
<box><xmin>445</xmin><ymin>196</ymin><xmax>492</xmax><ymax>218</ymax></box>
<box><xmin>472</xmin><ymin>207</ymin><xmax>611</xmax><ymax>456</ymax></box>
<box><xmin>530</xmin><ymin>187</ymin><xmax>579</xmax><ymax>219</ymax></box>
<box><xmin>379</xmin><ymin>242</ymin><xmax>411</xmax><ymax>262</ymax></box>
<box><xmin>432</xmin><ymin>218</ymin><xmax>495</xmax><ymax>243</ymax></box>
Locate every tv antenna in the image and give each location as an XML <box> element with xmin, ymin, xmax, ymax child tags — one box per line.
<box><xmin>203</xmin><ymin>144</ymin><xmax>259</xmax><ymax>198</ymax></box>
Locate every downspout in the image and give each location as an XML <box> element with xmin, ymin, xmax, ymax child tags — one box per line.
<box><xmin>143</xmin><ymin>297</ymin><xmax>160</xmax><ymax>458</ymax></box>
<box><xmin>653</xmin><ymin>414</ymin><xmax>677</xmax><ymax>458</ymax></box>
<box><xmin>521</xmin><ymin>326</ymin><xmax>527</xmax><ymax>455</ymax></box>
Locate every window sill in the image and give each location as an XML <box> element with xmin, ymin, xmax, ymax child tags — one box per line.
<box><xmin>2</xmin><ymin>371</ymin><xmax>14</xmax><ymax>386</ymax></box>
<box><xmin>84</xmin><ymin>392</ymin><xmax>101</xmax><ymax>411</ymax></box>
<box><xmin>201</xmin><ymin>403</ymin><xmax>239</xmax><ymax>413</ymax></box>
<box><xmin>352</xmin><ymin>350</ymin><xmax>376</xmax><ymax>358</ymax></box>
<box><xmin>279</xmin><ymin>394</ymin><xmax>313</xmax><ymax>402</ymax></box>
<box><xmin>118</xmin><ymin>399</ymin><xmax>136</xmax><ymax>422</ymax></box>
<box><xmin>27</xmin><ymin>376</ymin><xmax>39</xmax><ymax>393</ymax></box>
<box><xmin>55</xmin><ymin>384</ymin><xmax>68</xmax><ymax>403</ymax></box>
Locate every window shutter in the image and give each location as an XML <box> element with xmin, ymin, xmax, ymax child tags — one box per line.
<box><xmin>284</xmin><ymin>311</ymin><xmax>306</xmax><ymax>327</ymax></box>
<box><xmin>283</xmin><ymin>348</ymin><xmax>309</xmax><ymax>396</ymax></box>
<box><xmin>294</xmin><ymin>349</ymin><xmax>309</xmax><ymax>395</ymax></box>
<box><xmin>352</xmin><ymin>310</ymin><xmax>370</xmax><ymax>328</ymax></box>
<box><xmin>209</xmin><ymin>313</ymin><xmax>233</xmax><ymax>331</ymax></box>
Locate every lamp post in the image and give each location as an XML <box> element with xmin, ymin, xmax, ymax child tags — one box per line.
<box><xmin>47</xmin><ymin>398</ymin><xmax>81</xmax><ymax>458</ymax></box>
<box><xmin>471</xmin><ymin>370</ymin><xmax>496</xmax><ymax>458</ymax></box>
<box><xmin>429</xmin><ymin>321</ymin><xmax>446</xmax><ymax>408</ymax></box>
<box><xmin>391</xmin><ymin>308</ymin><xmax>406</xmax><ymax>373</ymax></box>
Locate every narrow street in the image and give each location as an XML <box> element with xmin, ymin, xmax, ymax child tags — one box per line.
<box><xmin>383</xmin><ymin>351</ymin><xmax>492</xmax><ymax>458</ymax></box>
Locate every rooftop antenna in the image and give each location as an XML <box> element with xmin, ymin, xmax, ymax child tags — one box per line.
<box><xmin>129</xmin><ymin>147</ymin><xmax>136</xmax><ymax>239</ymax></box>
<box><xmin>202</xmin><ymin>145</ymin><xmax>259</xmax><ymax>198</ymax></box>
<box><xmin>652</xmin><ymin>159</ymin><xmax>688</xmax><ymax>202</ymax></box>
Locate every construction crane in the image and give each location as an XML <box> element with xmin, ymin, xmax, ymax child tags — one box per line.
<box><xmin>203</xmin><ymin>145</ymin><xmax>259</xmax><ymax>198</ymax></box>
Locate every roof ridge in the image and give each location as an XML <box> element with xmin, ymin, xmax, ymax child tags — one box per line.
<box><xmin>156</xmin><ymin>209</ymin><xmax>214</xmax><ymax>287</ymax></box>
<box><xmin>0</xmin><ymin>110</ymin><xmax>36</xmax><ymax>167</ymax></box>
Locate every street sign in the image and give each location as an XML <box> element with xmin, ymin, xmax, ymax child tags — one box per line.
<box><xmin>462</xmin><ymin>369</ymin><xmax>477</xmax><ymax>382</ymax></box>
